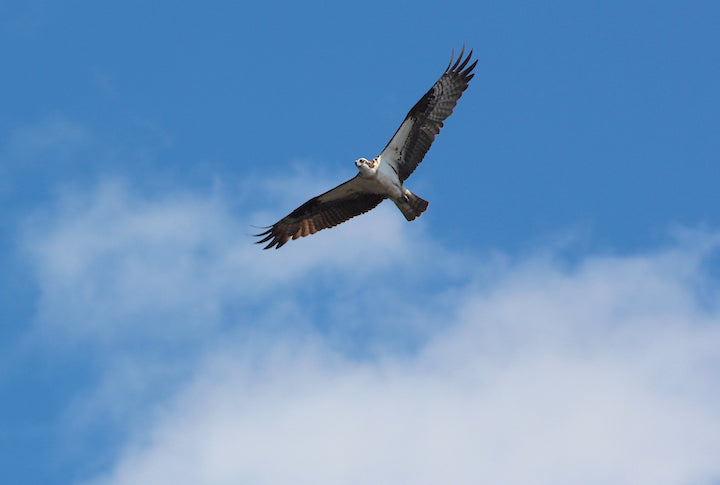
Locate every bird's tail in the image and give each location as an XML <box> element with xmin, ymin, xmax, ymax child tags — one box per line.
<box><xmin>395</xmin><ymin>189</ymin><xmax>429</xmax><ymax>221</ymax></box>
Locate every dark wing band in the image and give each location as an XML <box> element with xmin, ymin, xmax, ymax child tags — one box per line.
<box><xmin>382</xmin><ymin>47</ymin><xmax>477</xmax><ymax>182</ymax></box>
<box><xmin>255</xmin><ymin>178</ymin><xmax>384</xmax><ymax>249</ymax></box>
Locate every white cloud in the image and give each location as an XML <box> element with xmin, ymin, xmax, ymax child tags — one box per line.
<box><xmin>82</xmin><ymin>242</ymin><xmax>720</xmax><ymax>484</ymax></box>
<box><xmin>7</xmin><ymin>114</ymin><xmax>88</xmax><ymax>164</ymax></box>
<box><xmin>23</xmin><ymin>175</ymin><xmax>422</xmax><ymax>347</ymax></box>
<box><xmin>22</xmin><ymin>180</ymin><xmax>720</xmax><ymax>485</ymax></box>
<box><xmin>0</xmin><ymin>115</ymin><xmax>90</xmax><ymax>197</ymax></box>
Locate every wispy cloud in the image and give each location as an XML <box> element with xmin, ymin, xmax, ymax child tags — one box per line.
<box><xmin>19</xmin><ymin>179</ymin><xmax>720</xmax><ymax>485</ymax></box>
<box><xmin>81</xmin><ymin>238</ymin><xmax>720</xmax><ymax>485</ymax></box>
<box><xmin>1</xmin><ymin>0</ymin><xmax>52</xmax><ymax>36</ymax></box>
<box><xmin>0</xmin><ymin>115</ymin><xmax>90</xmax><ymax>198</ymax></box>
<box><xmin>6</xmin><ymin>115</ymin><xmax>88</xmax><ymax>164</ymax></box>
<box><xmin>23</xmin><ymin>176</ymin><xmax>419</xmax><ymax>345</ymax></box>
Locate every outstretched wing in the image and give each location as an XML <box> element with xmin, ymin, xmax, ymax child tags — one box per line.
<box><xmin>381</xmin><ymin>47</ymin><xmax>477</xmax><ymax>182</ymax></box>
<box><xmin>255</xmin><ymin>177</ymin><xmax>384</xmax><ymax>249</ymax></box>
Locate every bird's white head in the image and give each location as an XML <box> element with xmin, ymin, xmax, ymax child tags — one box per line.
<box><xmin>355</xmin><ymin>157</ymin><xmax>378</xmax><ymax>177</ymax></box>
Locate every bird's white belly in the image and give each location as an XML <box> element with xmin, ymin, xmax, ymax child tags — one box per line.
<box><xmin>373</xmin><ymin>156</ymin><xmax>403</xmax><ymax>199</ymax></box>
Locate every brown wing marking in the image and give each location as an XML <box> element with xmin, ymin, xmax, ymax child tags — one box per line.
<box><xmin>255</xmin><ymin>178</ymin><xmax>384</xmax><ymax>249</ymax></box>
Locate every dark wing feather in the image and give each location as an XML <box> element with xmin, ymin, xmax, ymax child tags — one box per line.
<box><xmin>255</xmin><ymin>177</ymin><xmax>384</xmax><ymax>249</ymax></box>
<box><xmin>381</xmin><ymin>47</ymin><xmax>477</xmax><ymax>182</ymax></box>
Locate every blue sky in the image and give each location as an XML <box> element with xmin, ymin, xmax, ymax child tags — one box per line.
<box><xmin>2</xmin><ymin>1</ymin><xmax>720</xmax><ymax>484</ymax></box>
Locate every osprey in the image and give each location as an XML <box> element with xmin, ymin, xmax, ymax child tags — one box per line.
<box><xmin>256</xmin><ymin>48</ymin><xmax>477</xmax><ymax>249</ymax></box>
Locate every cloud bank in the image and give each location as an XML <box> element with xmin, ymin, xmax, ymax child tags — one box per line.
<box><xmin>21</xmin><ymin>180</ymin><xmax>720</xmax><ymax>485</ymax></box>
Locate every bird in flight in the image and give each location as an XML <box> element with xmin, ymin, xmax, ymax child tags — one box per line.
<box><xmin>256</xmin><ymin>47</ymin><xmax>477</xmax><ymax>249</ymax></box>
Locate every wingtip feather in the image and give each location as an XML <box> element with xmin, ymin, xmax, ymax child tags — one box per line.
<box><xmin>457</xmin><ymin>51</ymin><xmax>471</xmax><ymax>71</ymax></box>
<box><xmin>447</xmin><ymin>45</ymin><xmax>476</xmax><ymax>76</ymax></box>
<box><xmin>268</xmin><ymin>239</ymin><xmax>284</xmax><ymax>250</ymax></box>
<box><xmin>446</xmin><ymin>48</ymin><xmax>455</xmax><ymax>72</ymax></box>
<box><xmin>451</xmin><ymin>48</ymin><xmax>464</xmax><ymax>71</ymax></box>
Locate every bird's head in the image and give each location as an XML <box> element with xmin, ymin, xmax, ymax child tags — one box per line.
<box><xmin>355</xmin><ymin>157</ymin><xmax>377</xmax><ymax>177</ymax></box>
